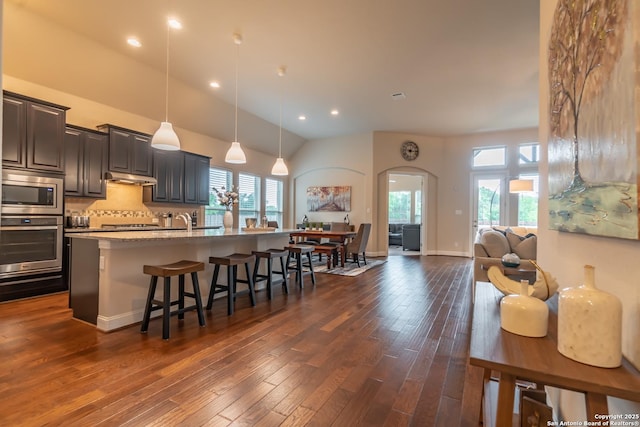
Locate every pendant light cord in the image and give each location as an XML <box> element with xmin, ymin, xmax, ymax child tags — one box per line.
<box><xmin>164</xmin><ymin>21</ymin><xmax>170</xmax><ymax>122</ymax></box>
<box><xmin>234</xmin><ymin>41</ymin><xmax>239</xmax><ymax>142</ymax></box>
<box><xmin>278</xmin><ymin>89</ymin><xmax>283</xmax><ymax>157</ymax></box>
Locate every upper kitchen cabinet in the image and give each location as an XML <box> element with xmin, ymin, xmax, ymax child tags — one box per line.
<box><xmin>2</xmin><ymin>91</ymin><xmax>69</xmax><ymax>173</ymax></box>
<box><xmin>98</xmin><ymin>124</ymin><xmax>152</xmax><ymax>176</ymax></box>
<box><xmin>150</xmin><ymin>149</ymin><xmax>184</xmax><ymax>203</ymax></box>
<box><xmin>144</xmin><ymin>150</ymin><xmax>210</xmax><ymax>205</ymax></box>
<box><xmin>64</xmin><ymin>125</ymin><xmax>108</xmax><ymax>198</ymax></box>
<box><xmin>184</xmin><ymin>152</ymin><xmax>210</xmax><ymax>205</ymax></box>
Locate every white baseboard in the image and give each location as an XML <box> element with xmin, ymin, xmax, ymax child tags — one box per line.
<box><xmin>97</xmin><ymin>310</ymin><xmax>148</xmax><ymax>332</ymax></box>
<box><xmin>371</xmin><ymin>250</ymin><xmax>471</xmax><ymax>258</ymax></box>
<box><xmin>435</xmin><ymin>250</ymin><xmax>471</xmax><ymax>258</ymax></box>
<box><xmin>96</xmin><ymin>290</ymin><xmax>231</xmax><ymax>332</ymax></box>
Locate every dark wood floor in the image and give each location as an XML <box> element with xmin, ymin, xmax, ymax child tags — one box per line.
<box><xmin>0</xmin><ymin>255</ymin><xmax>484</xmax><ymax>426</ymax></box>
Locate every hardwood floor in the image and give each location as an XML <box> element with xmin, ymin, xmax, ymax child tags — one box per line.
<box><xmin>0</xmin><ymin>255</ymin><xmax>483</xmax><ymax>426</ymax></box>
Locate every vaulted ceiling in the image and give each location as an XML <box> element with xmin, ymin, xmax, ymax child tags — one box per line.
<box><xmin>4</xmin><ymin>0</ymin><xmax>539</xmax><ymax>157</ymax></box>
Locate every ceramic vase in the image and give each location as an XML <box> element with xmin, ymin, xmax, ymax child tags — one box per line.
<box><xmin>500</xmin><ymin>280</ymin><xmax>549</xmax><ymax>337</ymax></box>
<box><xmin>223</xmin><ymin>210</ymin><xmax>233</xmax><ymax>230</ymax></box>
<box><xmin>557</xmin><ymin>265</ymin><xmax>622</xmax><ymax>368</ymax></box>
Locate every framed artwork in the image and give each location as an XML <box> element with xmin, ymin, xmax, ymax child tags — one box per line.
<box><xmin>307</xmin><ymin>186</ymin><xmax>351</xmax><ymax>212</ymax></box>
<box><xmin>548</xmin><ymin>0</ymin><xmax>639</xmax><ymax>239</ymax></box>
<box><xmin>520</xmin><ymin>390</ymin><xmax>553</xmax><ymax>427</ymax></box>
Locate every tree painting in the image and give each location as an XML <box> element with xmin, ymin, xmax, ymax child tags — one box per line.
<box><xmin>307</xmin><ymin>186</ymin><xmax>351</xmax><ymax>212</ymax></box>
<box><xmin>548</xmin><ymin>0</ymin><xmax>638</xmax><ymax>239</ymax></box>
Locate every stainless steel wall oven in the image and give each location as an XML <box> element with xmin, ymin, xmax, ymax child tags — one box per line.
<box><xmin>1</xmin><ymin>170</ymin><xmax>65</xmax><ymax>300</ymax></box>
<box><xmin>0</xmin><ymin>216</ymin><xmax>63</xmax><ymax>279</ymax></box>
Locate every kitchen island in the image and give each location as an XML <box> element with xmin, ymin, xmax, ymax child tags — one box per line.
<box><xmin>68</xmin><ymin>228</ymin><xmax>292</xmax><ymax>331</ymax></box>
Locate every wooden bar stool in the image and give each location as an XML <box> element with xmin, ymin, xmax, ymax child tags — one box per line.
<box><xmin>286</xmin><ymin>245</ymin><xmax>316</xmax><ymax>289</ymax></box>
<box><xmin>140</xmin><ymin>260</ymin><xmax>206</xmax><ymax>340</ymax></box>
<box><xmin>252</xmin><ymin>249</ymin><xmax>289</xmax><ymax>299</ymax></box>
<box><xmin>207</xmin><ymin>253</ymin><xmax>256</xmax><ymax>315</ymax></box>
<box><xmin>313</xmin><ymin>244</ymin><xmax>340</xmax><ymax>270</ymax></box>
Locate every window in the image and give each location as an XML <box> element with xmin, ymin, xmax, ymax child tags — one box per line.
<box><xmin>265</xmin><ymin>178</ymin><xmax>283</xmax><ymax>227</ymax></box>
<box><xmin>476</xmin><ymin>178</ymin><xmax>502</xmax><ymax>227</ymax></box>
<box><xmin>389</xmin><ymin>191</ymin><xmax>411</xmax><ymax>223</ymax></box>
<box><xmin>473</xmin><ymin>146</ymin><xmax>506</xmax><ymax>168</ymax></box>
<box><xmin>414</xmin><ymin>190</ymin><xmax>422</xmax><ymax>224</ymax></box>
<box><xmin>519</xmin><ymin>143</ymin><xmax>540</xmax><ymax>165</ymax></box>
<box><xmin>205</xmin><ymin>167</ymin><xmax>232</xmax><ymax>226</ymax></box>
<box><xmin>238</xmin><ymin>173</ymin><xmax>260</xmax><ymax>227</ymax></box>
<box><xmin>517</xmin><ymin>174</ymin><xmax>539</xmax><ymax>227</ymax></box>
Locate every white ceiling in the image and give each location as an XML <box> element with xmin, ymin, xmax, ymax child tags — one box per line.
<box><xmin>5</xmin><ymin>0</ymin><xmax>540</xmax><ymax>157</ymax></box>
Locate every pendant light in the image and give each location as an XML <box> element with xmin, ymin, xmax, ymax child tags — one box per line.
<box><xmin>271</xmin><ymin>66</ymin><xmax>289</xmax><ymax>176</ymax></box>
<box><xmin>225</xmin><ymin>33</ymin><xmax>247</xmax><ymax>164</ymax></box>
<box><xmin>151</xmin><ymin>13</ymin><xmax>181</xmax><ymax>151</ymax></box>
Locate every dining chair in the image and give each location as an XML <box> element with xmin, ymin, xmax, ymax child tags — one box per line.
<box><xmin>345</xmin><ymin>223</ymin><xmax>372</xmax><ymax>267</ymax></box>
<box><xmin>316</xmin><ymin>222</ymin><xmax>350</xmax><ymax>263</ymax></box>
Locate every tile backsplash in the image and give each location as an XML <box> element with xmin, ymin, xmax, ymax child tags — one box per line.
<box><xmin>65</xmin><ymin>182</ymin><xmax>201</xmax><ymax>228</ymax></box>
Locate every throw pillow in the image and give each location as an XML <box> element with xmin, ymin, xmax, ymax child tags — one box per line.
<box><xmin>505</xmin><ymin>230</ymin><xmax>524</xmax><ymax>251</ymax></box>
<box><xmin>492</xmin><ymin>226</ymin><xmax>508</xmax><ymax>236</ymax></box>
<box><xmin>480</xmin><ymin>230</ymin><xmax>510</xmax><ymax>258</ymax></box>
<box><xmin>511</xmin><ymin>234</ymin><xmax>537</xmax><ymax>260</ymax></box>
<box><xmin>505</xmin><ymin>226</ymin><xmax>529</xmax><ymax>236</ymax></box>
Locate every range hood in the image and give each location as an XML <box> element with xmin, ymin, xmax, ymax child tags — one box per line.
<box><xmin>104</xmin><ymin>171</ymin><xmax>157</xmax><ymax>186</ymax></box>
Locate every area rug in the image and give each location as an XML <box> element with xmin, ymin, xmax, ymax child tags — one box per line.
<box><xmin>312</xmin><ymin>259</ymin><xmax>386</xmax><ymax>277</ymax></box>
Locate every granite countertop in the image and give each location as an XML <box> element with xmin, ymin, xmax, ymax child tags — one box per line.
<box><xmin>64</xmin><ymin>225</ymin><xmax>222</xmax><ymax>233</ymax></box>
<box><xmin>67</xmin><ymin>228</ymin><xmax>293</xmax><ymax>242</ymax></box>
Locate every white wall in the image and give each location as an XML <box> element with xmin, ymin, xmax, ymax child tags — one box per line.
<box><xmin>442</xmin><ymin>128</ymin><xmax>539</xmax><ymax>254</ymax></box>
<box><xmin>540</xmin><ymin>0</ymin><xmax>640</xmax><ymax>418</ymax></box>
<box><xmin>289</xmin><ymin>133</ymin><xmax>373</xmax><ymax>230</ymax></box>
<box><xmin>291</xmin><ymin>129</ymin><xmax>539</xmax><ymax>257</ymax></box>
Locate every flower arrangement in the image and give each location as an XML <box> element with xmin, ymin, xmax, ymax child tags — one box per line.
<box><xmin>212</xmin><ymin>186</ymin><xmax>239</xmax><ymax>210</ymax></box>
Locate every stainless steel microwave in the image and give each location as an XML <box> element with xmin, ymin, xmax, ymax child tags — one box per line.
<box><xmin>1</xmin><ymin>170</ymin><xmax>64</xmax><ymax>215</ymax></box>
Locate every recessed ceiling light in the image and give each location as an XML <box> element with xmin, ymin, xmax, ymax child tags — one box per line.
<box><xmin>168</xmin><ymin>18</ymin><xmax>182</xmax><ymax>30</ymax></box>
<box><xmin>298</xmin><ymin>115</ymin><xmax>306</xmax><ymax>121</ymax></box>
<box><xmin>209</xmin><ymin>81</ymin><xmax>220</xmax><ymax>89</ymax></box>
<box><xmin>127</xmin><ymin>37</ymin><xmax>142</xmax><ymax>48</ymax></box>
<box><xmin>330</xmin><ymin>109</ymin><xmax>339</xmax><ymax>116</ymax></box>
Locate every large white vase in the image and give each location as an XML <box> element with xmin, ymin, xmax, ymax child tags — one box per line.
<box><xmin>223</xmin><ymin>210</ymin><xmax>233</xmax><ymax>230</ymax></box>
<box><xmin>557</xmin><ymin>265</ymin><xmax>622</xmax><ymax>368</ymax></box>
<box><xmin>500</xmin><ymin>279</ymin><xmax>549</xmax><ymax>337</ymax></box>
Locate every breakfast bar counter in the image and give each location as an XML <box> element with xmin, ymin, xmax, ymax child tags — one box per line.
<box><xmin>68</xmin><ymin>228</ymin><xmax>293</xmax><ymax>331</ymax></box>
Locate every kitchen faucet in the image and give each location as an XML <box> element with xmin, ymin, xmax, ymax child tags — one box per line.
<box><xmin>176</xmin><ymin>213</ymin><xmax>192</xmax><ymax>231</ymax></box>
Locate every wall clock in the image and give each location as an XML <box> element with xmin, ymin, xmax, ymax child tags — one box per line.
<box><xmin>401</xmin><ymin>141</ymin><xmax>419</xmax><ymax>161</ymax></box>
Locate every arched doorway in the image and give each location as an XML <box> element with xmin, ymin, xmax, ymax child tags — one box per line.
<box><xmin>377</xmin><ymin>168</ymin><xmax>437</xmax><ymax>256</ymax></box>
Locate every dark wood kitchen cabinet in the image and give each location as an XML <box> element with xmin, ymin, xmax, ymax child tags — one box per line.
<box><xmin>64</xmin><ymin>125</ymin><xmax>108</xmax><ymax>198</ymax></box>
<box><xmin>2</xmin><ymin>91</ymin><xmax>69</xmax><ymax>173</ymax></box>
<box><xmin>150</xmin><ymin>149</ymin><xmax>184</xmax><ymax>203</ymax></box>
<box><xmin>98</xmin><ymin>124</ymin><xmax>153</xmax><ymax>176</ymax></box>
<box><xmin>184</xmin><ymin>152</ymin><xmax>210</xmax><ymax>205</ymax></box>
<box><xmin>144</xmin><ymin>150</ymin><xmax>210</xmax><ymax>205</ymax></box>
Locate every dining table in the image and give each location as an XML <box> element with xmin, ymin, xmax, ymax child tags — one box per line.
<box><xmin>289</xmin><ymin>230</ymin><xmax>357</xmax><ymax>267</ymax></box>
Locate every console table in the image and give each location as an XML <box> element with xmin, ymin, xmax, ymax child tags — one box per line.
<box><xmin>470</xmin><ymin>281</ymin><xmax>640</xmax><ymax>426</ymax></box>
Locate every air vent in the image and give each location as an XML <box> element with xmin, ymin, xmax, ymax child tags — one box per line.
<box><xmin>391</xmin><ymin>92</ymin><xmax>406</xmax><ymax>100</ymax></box>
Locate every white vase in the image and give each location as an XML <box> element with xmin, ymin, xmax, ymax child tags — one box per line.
<box><xmin>500</xmin><ymin>280</ymin><xmax>549</xmax><ymax>337</ymax></box>
<box><xmin>223</xmin><ymin>210</ymin><xmax>233</xmax><ymax>230</ymax></box>
<box><xmin>557</xmin><ymin>265</ymin><xmax>622</xmax><ymax>368</ymax></box>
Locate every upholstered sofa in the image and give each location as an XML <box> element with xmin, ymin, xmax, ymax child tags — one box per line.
<box><xmin>389</xmin><ymin>223</ymin><xmax>405</xmax><ymax>246</ymax></box>
<box><xmin>402</xmin><ymin>224</ymin><xmax>420</xmax><ymax>250</ymax></box>
<box><xmin>473</xmin><ymin>226</ymin><xmax>537</xmax><ymax>283</ymax></box>
<box><xmin>389</xmin><ymin>223</ymin><xmax>420</xmax><ymax>250</ymax></box>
